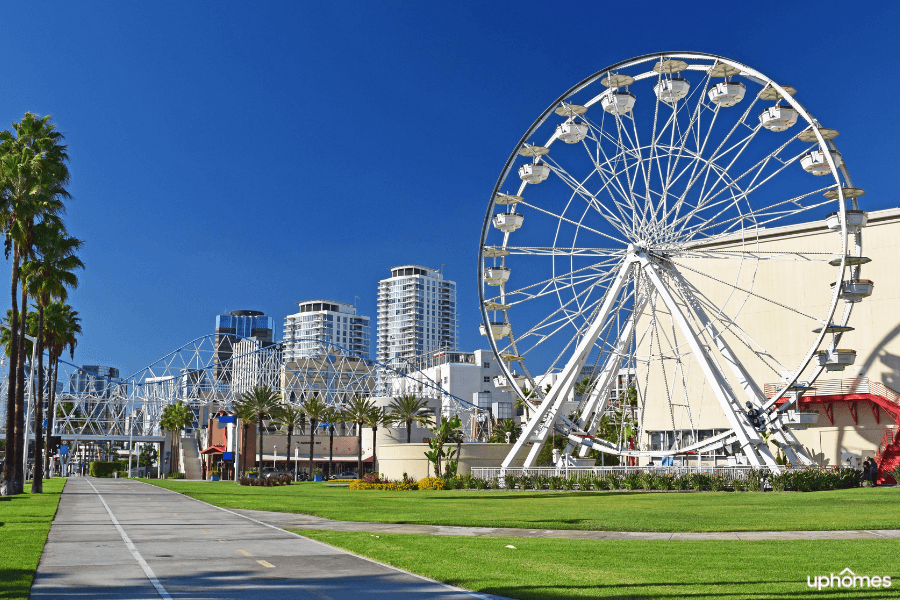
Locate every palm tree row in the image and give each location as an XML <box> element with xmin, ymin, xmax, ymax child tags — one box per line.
<box><xmin>229</xmin><ymin>387</ymin><xmax>435</xmax><ymax>478</ymax></box>
<box><xmin>0</xmin><ymin>113</ymin><xmax>84</xmax><ymax>496</ymax></box>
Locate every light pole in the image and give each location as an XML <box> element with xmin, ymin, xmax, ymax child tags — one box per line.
<box><xmin>294</xmin><ymin>441</ymin><xmax>299</xmax><ymax>481</ymax></box>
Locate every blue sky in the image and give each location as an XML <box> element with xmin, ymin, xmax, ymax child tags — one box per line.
<box><xmin>0</xmin><ymin>1</ymin><xmax>896</xmax><ymax>376</ymax></box>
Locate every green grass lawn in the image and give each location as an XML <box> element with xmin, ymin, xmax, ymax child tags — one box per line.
<box><xmin>299</xmin><ymin>530</ymin><xmax>900</xmax><ymax>599</ymax></box>
<box><xmin>140</xmin><ymin>479</ymin><xmax>900</xmax><ymax>532</ymax></box>
<box><xmin>0</xmin><ymin>478</ymin><xmax>66</xmax><ymax>600</ymax></box>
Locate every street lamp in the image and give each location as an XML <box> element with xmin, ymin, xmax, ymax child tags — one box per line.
<box><xmin>294</xmin><ymin>441</ymin><xmax>299</xmax><ymax>481</ymax></box>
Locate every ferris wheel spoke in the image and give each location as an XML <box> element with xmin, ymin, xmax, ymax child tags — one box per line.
<box><xmin>488</xmin><ymin>255</ymin><xmax>623</xmax><ymax>307</ymax></box>
<box><xmin>667</xmin><ymin>257</ymin><xmax>824</xmax><ymax>323</ymax></box>
<box><xmin>497</xmin><ymin>246</ymin><xmax>624</xmax><ymax>258</ymax></box>
<box><xmin>521</xmin><ymin>201</ymin><xmax>630</xmax><ymax>246</ymax></box>
<box><xmin>541</xmin><ymin>158</ymin><xmax>634</xmax><ymax>238</ymax></box>
<box><xmin>677</xmin><ymin>249</ymin><xmax>839</xmax><ymax>262</ymax></box>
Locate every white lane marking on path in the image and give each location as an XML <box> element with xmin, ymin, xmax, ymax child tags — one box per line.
<box><xmin>86</xmin><ymin>480</ymin><xmax>173</xmax><ymax>600</ymax></box>
<box><xmin>134</xmin><ymin>480</ymin><xmax>499</xmax><ymax>600</ymax></box>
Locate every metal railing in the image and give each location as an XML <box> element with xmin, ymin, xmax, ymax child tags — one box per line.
<box><xmin>764</xmin><ymin>377</ymin><xmax>900</xmax><ymax>405</ymax></box>
<box><xmin>471</xmin><ymin>465</ymin><xmax>841</xmax><ymax>484</ymax></box>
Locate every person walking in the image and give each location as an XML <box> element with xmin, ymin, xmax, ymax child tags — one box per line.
<box><xmin>862</xmin><ymin>458</ymin><xmax>871</xmax><ymax>486</ymax></box>
<box><xmin>870</xmin><ymin>458</ymin><xmax>879</xmax><ymax>486</ymax></box>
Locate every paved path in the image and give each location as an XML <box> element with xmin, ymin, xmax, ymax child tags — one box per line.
<box><xmin>237</xmin><ymin>508</ymin><xmax>900</xmax><ymax>542</ymax></box>
<box><xmin>31</xmin><ymin>477</ymin><xmax>503</xmax><ymax>600</ymax></box>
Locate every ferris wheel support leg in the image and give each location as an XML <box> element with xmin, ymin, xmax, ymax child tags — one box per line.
<box><xmin>666</xmin><ymin>267</ymin><xmax>779</xmax><ymax>468</ymax></box>
<box><xmin>568</xmin><ymin>293</ymin><xmax>649</xmax><ymax>458</ymax></box>
<box><xmin>640</xmin><ymin>254</ymin><xmax>772</xmax><ymax>468</ymax></box>
<box><xmin>500</xmin><ymin>259</ymin><xmax>635</xmax><ymax>472</ymax></box>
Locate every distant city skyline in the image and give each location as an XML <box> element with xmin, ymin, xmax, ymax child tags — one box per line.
<box><xmin>0</xmin><ymin>3</ymin><xmax>893</xmax><ymax>376</ymax></box>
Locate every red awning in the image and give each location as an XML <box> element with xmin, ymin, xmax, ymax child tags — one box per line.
<box><xmin>201</xmin><ymin>445</ymin><xmax>226</xmax><ymax>455</ymax></box>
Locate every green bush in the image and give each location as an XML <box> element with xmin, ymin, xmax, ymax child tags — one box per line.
<box><xmin>562</xmin><ymin>476</ymin><xmax>577</xmax><ymax>491</ymax></box>
<box><xmin>673</xmin><ymin>474</ymin><xmax>691</xmax><ymax>491</ymax></box>
<box><xmin>504</xmin><ymin>474</ymin><xmax>517</xmax><ymax>490</ymax></box>
<box><xmin>710</xmin><ymin>475</ymin><xmax>727</xmax><ymax>492</ymax></box>
<box><xmin>640</xmin><ymin>473</ymin><xmax>654</xmax><ymax>491</ymax></box>
<box><xmin>168</xmin><ymin>472</ymin><xmax>186</xmax><ymax>479</ymax></box>
<box><xmin>656</xmin><ymin>474</ymin><xmax>674</xmax><ymax>491</ymax></box>
<box><xmin>622</xmin><ymin>472</ymin><xmax>642</xmax><ymax>490</ymax></box>
<box><xmin>89</xmin><ymin>462</ymin><xmax>118</xmax><ymax>478</ymax></box>
<box><xmin>534</xmin><ymin>474</ymin><xmax>549</xmax><ymax>490</ymax></box>
<box><xmin>592</xmin><ymin>476</ymin><xmax>608</xmax><ymax>490</ymax></box>
<box><xmin>689</xmin><ymin>472</ymin><xmax>711</xmax><ymax>491</ymax></box>
<box><xmin>770</xmin><ymin>473</ymin><xmax>788</xmax><ymax>492</ymax></box>
<box><xmin>732</xmin><ymin>476</ymin><xmax>747</xmax><ymax>492</ymax></box>
<box><xmin>577</xmin><ymin>473</ymin><xmax>593</xmax><ymax>491</ymax></box>
<box><xmin>605</xmin><ymin>473</ymin><xmax>622</xmax><ymax>490</ymax></box>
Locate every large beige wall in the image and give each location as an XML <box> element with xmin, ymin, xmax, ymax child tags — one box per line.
<box><xmin>378</xmin><ymin>442</ymin><xmax>523</xmax><ymax>480</ymax></box>
<box><xmin>639</xmin><ymin>208</ymin><xmax>900</xmax><ymax>464</ymax></box>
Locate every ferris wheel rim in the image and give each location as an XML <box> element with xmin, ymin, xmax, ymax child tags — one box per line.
<box><xmin>478</xmin><ymin>52</ymin><xmax>860</xmax><ymax>461</ymax></box>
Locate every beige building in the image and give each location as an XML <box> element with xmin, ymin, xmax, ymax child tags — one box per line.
<box><xmin>637</xmin><ymin>208</ymin><xmax>900</xmax><ymax>468</ymax></box>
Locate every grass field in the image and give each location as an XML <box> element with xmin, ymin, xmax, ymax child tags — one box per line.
<box><xmin>299</xmin><ymin>530</ymin><xmax>900</xmax><ymax>599</ymax></box>
<box><xmin>141</xmin><ymin>479</ymin><xmax>900</xmax><ymax>532</ymax></box>
<box><xmin>0</xmin><ymin>478</ymin><xmax>66</xmax><ymax>600</ymax></box>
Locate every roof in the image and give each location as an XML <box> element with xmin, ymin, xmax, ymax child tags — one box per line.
<box><xmin>200</xmin><ymin>445</ymin><xmax>226</xmax><ymax>455</ymax></box>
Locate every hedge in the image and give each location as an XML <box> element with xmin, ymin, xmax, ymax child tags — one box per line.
<box><xmin>89</xmin><ymin>461</ymin><xmax>119</xmax><ymax>478</ymax></box>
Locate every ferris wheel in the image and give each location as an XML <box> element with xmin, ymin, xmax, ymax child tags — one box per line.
<box><xmin>478</xmin><ymin>52</ymin><xmax>871</xmax><ymax>470</ymax></box>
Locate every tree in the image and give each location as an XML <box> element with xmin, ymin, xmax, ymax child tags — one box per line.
<box><xmin>343</xmin><ymin>395</ymin><xmax>376</xmax><ymax>476</ymax></box>
<box><xmin>489</xmin><ymin>418</ymin><xmax>521</xmax><ymax>443</ymax></box>
<box><xmin>40</xmin><ymin>302</ymin><xmax>80</xmax><ymax>478</ymax></box>
<box><xmin>138</xmin><ymin>446</ymin><xmax>157</xmax><ymax>469</ymax></box>
<box><xmin>321</xmin><ymin>405</ymin><xmax>343</xmax><ymax>478</ymax></box>
<box><xmin>234</xmin><ymin>385</ymin><xmax>282</xmax><ymax>471</ymax></box>
<box><xmin>0</xmin><ymin>113</ymin><xmax>70</xmax><ymax>495</ymax></box>
<box><xmin>363</xmin><ymin>405</ymin><xmax>391</xmax><ymax>474</ymax></box>
<box><xmin>272</xmin><ymin>404</ymin><xmax>304</xmax><ymax>470</ymax></box>
<box><xmin>387</xmin><ymin>394</ymin><xmax>432</xmax><ymax>443</ymax></box>
<box><xmin>21</xmin><ymin>223</ymin><xmax>83</xmax><ymax>492</ymax></box>
<box><xmin>299</xmin><ymin>394</ymin><xmax>328</xmax><ymax>477</ymax></box>
<box><xmin>159</xmin><ymin>401</ymin><xmax>193</xmax><ymax>473</ymax></box>
<box><xmin>424</xmin><ymin>414</ymin><xmax>462</xmax><ymax>478</ymax></box>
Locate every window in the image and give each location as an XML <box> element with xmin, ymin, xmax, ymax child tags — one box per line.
<box><xmin>483</xmin><ymin>376</ymin><xmax>490</xmax><ymax>383</ymax></box>
<box><xmin>483</xmin><ymin>361</ymin><xmax>490</xmax><ymax>368</ymax></box>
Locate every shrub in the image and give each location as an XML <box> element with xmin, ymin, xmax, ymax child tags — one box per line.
<box><xmin>673</xmin><ymin>474</ymin><xmax>690</xmax><ymax>491</ymax></box>
<box><xmin>418</xmin><ymin>477</ymin><xmax>446</xmax><ymax>490</ymax></box>
<box><xmin>639</xmin><ymin>473</ymin><xmax>654</xmax><ymax>491</ymax></box>
<box><xmin>770</xmin><ymin>473</ymin><xmax>788</xmax><ymax>492</ymax></box>
<box><xmin>732</xmin><ymin>476</ymin><xmax>747</xmax><ymax>492</ymax></box>
<box><xmin>519</xmin><ymin>474</ymin><xmax>534</xmax><ymax>490</ymax></box>
<box><xmin>689</xmin><ymin>472</ymin><xmax>711</xmax><ymax>491</ymax></box>
<box><xmin>168</xmin><ymin>472</ymin><xmax>186</xmax><ymax>479</ymax></box>
<box><xmin>656</xmin><ymin>474</ymin><xmax>674</xmax><ymax>491</ymax></box>
<box><xmin>534</xmin><ymin>474</ymin><xmax>550</xmax><ymax>490</ymax></box>
<box><xmin>504</xmin><ymin>473</ymin><xmax>517</xmax><ymax>490</ymax></box>
<box><xmin>472</xmin><ymin>476</ymin><xmax>489</xmax><ymax>490</ymax></box>
<box><xmin>605</xmin><ymin>473</ymin><xmax>622</xmax><ymax>490</ymax></box>
<box><xmin>622</xmin><ymin>472</ymin><xmax>642</xmax><ymax>490</ymax></box>
<box><xmin>592</xmin><ymin>476</ymin><xmax>609</xmax><ymax>491</ymax></box>
<box><xmin>562</xmin><ymin>476</ymin><xmax>577</xmax><ymax>491</ymax></box>
<box><xmin>89</xmin><ymin>461</ymin><xmax>118</xmax><ymax>478</ymax></box>
<box><xmin>746</xmin><ymin>469</ymin><xmax>763</xmax><ymax>492</ymax></box>
<box><xmin>491</xmin><ymin>477</ymin><xmax>500</xmax><ymax>490</ymax></box>
<box><xmin>577</xmin><ymin>474</ymin><xmax>593</xmax><ymax>491</ymax></box>
<box><xmin>349</xmin><ymin>480</ymin><xmax>418</xmax><ymax>490</ymax></box>
<box><xmin>710</xmin><ymin>475</ymin><xmax>727</xmax><ymax>492</ymax></box>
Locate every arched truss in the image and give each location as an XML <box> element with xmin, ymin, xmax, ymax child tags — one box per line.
<box><xmin>4</xmin><ymin>335</ymin><xmax>482</xmax><ymax>444</ymax></box>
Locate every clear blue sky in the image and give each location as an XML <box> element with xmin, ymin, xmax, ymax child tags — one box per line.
<box><xmin>0</xmin><ymin>1</ymin><xmax>896</xmax><ymax>376</ymax></box>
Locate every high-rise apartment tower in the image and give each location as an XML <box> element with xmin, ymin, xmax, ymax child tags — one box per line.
<box><xmin>214</xmin><ymin>310</ymin><xmax>275</xmax><ymax>369</ymax></box>
<box><xmin>283</xmin><ymin>300</ymin><xmax>371</xmax><ymax>360</ymax></box>
<box><xmin>377</xmin><ymin>265</ymin><xmax>457</xmax><ymax>364</ymax></box>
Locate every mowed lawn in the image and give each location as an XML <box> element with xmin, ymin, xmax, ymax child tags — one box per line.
<box><xmin>141</xmin><ymin>479</ymin><xmax>900</xmax><ymax>532</ymax></box>
<box><xmin>0</xmin><ymin>478</ymin><xmax>66</xmax><ymax>600</ymax></box>
<box><xmin>300</xmin><ymin>530</ymin><xmax>900</xmax><ymax>600</ymax></box>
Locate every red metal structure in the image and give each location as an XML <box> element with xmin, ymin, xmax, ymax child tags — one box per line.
<box><xmin>765</xmin><ymin>377</ymin><xmax>900</xmax><ymax>483</ymax></box>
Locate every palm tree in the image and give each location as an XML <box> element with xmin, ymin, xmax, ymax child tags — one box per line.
<box><xmin>272</xmin><ymin>404</ymin><xmax>305</xmax><ymax>472</ymax></box>
<box><xmin>343</xmin><ymin>395</ymin><xmax>376</xmax><ymax>476</ymax></box>
<box><xmin>234</xmin><ymin>385</ymin><xmax>282</xmax><ymax>471</ymax></box>
<box><xmin>363</xmin><ymin>405</ymin><xmax>392</xmax><ymax>474</ymax></box>
<box><xmin>159</xmin><ymin>401</ymin><xmax>193</xmax><ymax>473</ymax></box>
<box><xmin>300</xmin><ymin>394</ymin><xmax>328</xmax><ymax>478</ymax></box>
<box><xmin>0</xmin><ymin>113</ymin><xmax>70</xmax><ymax>495</ymax></box>
<box><xmin>41</xmin><ymin>302</ymin><xmax>80</xmax><ymax>477</ymax></box>
<box><xmin>21</xmin><ymin>224</ymin><xmax>83</xmax><ymax>492</ymax></box>
<box><xmin>321</xmin><ymin>406</ymin><xmax>343</xmax><ymax>478</ymax></box>
<box><xmin>387</xmin><ymin>394</ymin><xmax>433</xmax><ymax>443</ymax></box>
<box><xmin>490</xmin><ymin>418</ymin><xmax>522</xmax><ymax>443</ymax></box>
<box><xmin>232</xmin><ymin>401</ymin><xmax>254</xmax><ymax>475</ymax></box>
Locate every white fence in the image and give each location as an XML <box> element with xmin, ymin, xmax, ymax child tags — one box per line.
<box><xmin>471</xmin><ymin>465</ymin><xmax>842</xmax><ymax>484</ymax></box>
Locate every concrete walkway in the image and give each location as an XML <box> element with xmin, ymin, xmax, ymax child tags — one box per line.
<box><xmin>31</xmin><ymin>477</ymin><xmax>504</xmax><ymax>599</ymax></box>
<box><xmin>236</xmin><ymin>508</ymin><xmax>900</xmax><ymax>542</ymax></box>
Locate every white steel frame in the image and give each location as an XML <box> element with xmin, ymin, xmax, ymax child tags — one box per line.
<box><xmin>479</xmin><ymin>52</ymin><xmax>864</xmax><ymax>471</ymax></box>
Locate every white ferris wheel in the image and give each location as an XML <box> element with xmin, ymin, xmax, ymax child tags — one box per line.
<box><xmin>478</xmin><ymin>52</ymin><xmax>871</xmax><ymax>470</ymax></box>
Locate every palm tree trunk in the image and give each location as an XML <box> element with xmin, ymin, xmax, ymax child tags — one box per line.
<box><xmin>2</xmin><ymin>245</ymin><xmax>20</xmax><ymax>495</ymax></box>
<box><xmin>14</xmin><ymin>287</ymin><xmax>29</xmax><ymax>492</ymax></box>
<box><xmin>31</xmin><ymin>305</ymin><xmax>45</xmax><ymax>493</ymax></box>
<box><xmin>257</xmin><ymin>413</ymin><xmax>264</xmax><ymax>471</ymax></box>
<box><xmin>44</xmin><ymin>358</ymin><xmax>59</xmax><ymax>478</ymax></box>
<box><xmin>356</xmin><ymin>421</ymin><xmax>362</xmax><ymax>476</ymax></box>
<box><xmin>285</xmin><ymin>425</ymin><xmax>292</xmax><ymax>472</ymax></box>
<box><xmin>241</xmin><ymin>422</ymin><xmax>249</xmax><ymax>475</ymax></box>
<box><xmin>372</xmin><ymin>426</ymin><xmax>377</xmax><ymax>473</ymax></box>
<box><xmin>406</xmin><ymin>418</ymin><xmax>412</xmax><ymax>443</ymax></box>
<box><xmin>308</xmin><ymin>419</ymin><xmax>316</xmax><ymax>478</ymax></box>
<box><xmin>328</xmin><ymin>425</ymin><xmax>334</xmax><ymax>478</ymax></box>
